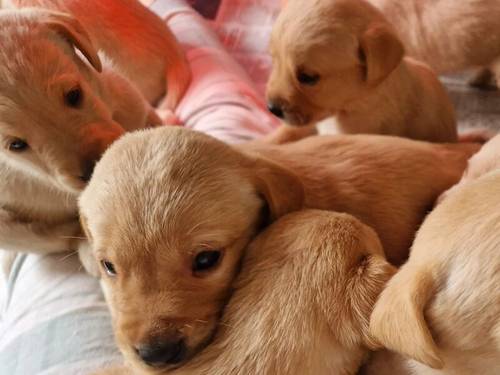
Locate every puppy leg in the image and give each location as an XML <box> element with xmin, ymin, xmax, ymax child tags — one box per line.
<box><xmin>0</xmin><ymin>209</ymin><xmax>81</xmax><ymax>254</ymax></box>
<box><xmin>259</xmin><ymin>124</ymin><xmax>317</xmax><ymax>144</ymax></box>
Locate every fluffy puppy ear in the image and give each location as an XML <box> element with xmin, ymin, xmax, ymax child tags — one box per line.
<box><xmin>359</xmin><ymin>23</ymin><xmax>404</xmax><ymax>86</ymax></box>
<box><xmin>369</xmin><ymin>265</ymin><xmax>444</xmax><ymax>369</ymax></box>
<box><xmin>43</xmin><ymin>11</ymin><xmax>102</xmax><ymax>72</ymax></box>
<box><xmin>250</xmin><ymin>156</ymin><xmax>305</xmax><ymax>222</ymax></box>
<box><xmin>348</xmin><ymin>253</ymin><xmax>397</xmax><ymax>349</ymax></box>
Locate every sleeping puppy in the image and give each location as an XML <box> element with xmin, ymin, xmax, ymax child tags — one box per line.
<box><xmin>0</xmin><ymin>9</ymin><xmax>161</xmax><ymax>259</ymax></box>
<box><xmin>267</xmin><ymin>0</ymin><xmax>457</xmax><ymax>142</ymax></box>
<box><xmin>92</xmin><ymin>210</ymin><xmax>396</xmax><ymax>375</ymax></box>
<box><xmin>4</xmin><ymin>0</ymin><xmax>191</xmax><ymax>108</ymax></box>
<box><xmin>369</xmin><ymin>0</ymin><xmax>500</xmax><ymax>88</ymax></box>
<box><xmin>79</xmin><ymin>127</ymin><xmax>478</xmax><ymax>373</ymax></box>
<box><xmin>365</xmin><ymin>135</ymin><xmax>500</xmax><ymax>375</ymax></box>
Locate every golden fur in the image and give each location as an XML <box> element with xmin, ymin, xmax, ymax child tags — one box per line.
<box><xmin>79</xmin><ymin>127</ymin><xmax>478</xmax><ymax>373</ymax></box>
<box><xmin>267</xmin><ymin>0</ymin><xmax>456</xmax><ymax>142</ymax></box>
<box><xmin>92</xmin><ymin>210</ymin><xmax>396</xmax><ymax>375</ymax></box>
<box><xmin>0</xmin><ymin>1</ymin><xmax>189</xmax><ymax>260</ymax></box>
<box><xmin>369</xmin><ymin>0</ymin><xmax>500</xmax><ymax>87</ymax></box>
<box><xmin>365</xmin><ymin>135</ymin><xmax>500</xmax><ymax>374</ymax></box>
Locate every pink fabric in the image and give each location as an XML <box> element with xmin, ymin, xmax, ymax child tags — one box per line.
<box><xmin>152</xmin><ymin>0</ymin><xmax>280</xmax><ymax>143</ymax></box>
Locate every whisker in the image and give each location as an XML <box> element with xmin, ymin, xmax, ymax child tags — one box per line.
<box><xmin>60</xmin><ymin>235</ymin><xmax>87</xmax><ymax>240</ymax></box>
<box><xmin>58</xmin><ymin>251</ymin><xmax>78</xmax><ymax>262</ymax></box>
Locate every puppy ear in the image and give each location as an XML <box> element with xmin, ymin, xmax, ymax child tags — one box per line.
<box><xmin>251</xmin><ymin>156</ymin><xmax>304</xmax><ymax>221</ymax></box>
<box><xmin>348</xmin><ymin>254</ymin><xmax>397</xmax><ymax>349</ymax></box>
<box><xmin>44</xmin><ymin>12</ymin><xmax>102</xmax><ymax>72</ymax></box>
<box><xmin>359</xmin><ymin>23</ymin><xmax>404</xmax><ymax>86</ymax></box>
<box><xmin>369</xmin><ymin>265</ymin><xmax>444</xmax><ymax>369</ymax></box>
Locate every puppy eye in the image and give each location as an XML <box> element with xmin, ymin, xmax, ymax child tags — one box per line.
<box><xmin>297</xmin><ymin>70</ymin><xmax>320</xmax><ymax>85</ymax></box>
<box><xmin>101</xmin><ymin>260</ymin><xmax>117</xmax><ymax>277</ymax></box>
<box><xmin>192</xmin><ymin>251</ymin><xmax>222</xmax><ymax>274</ymax></box>
<box><xmin>8</xmin><ymin>138</ymin><xmax>29</xmax><ymax>152</ymax></box>
<box><xmin>64</xmin><ymin>85</ymin><xmax>83</xmax><ymax>108</ymax></box>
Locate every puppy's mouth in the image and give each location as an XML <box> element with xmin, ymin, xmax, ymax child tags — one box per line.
<box><xmin>283</xmin><ymin>110</ymin><xmax>312</xmax><ymax>126</ymax></box>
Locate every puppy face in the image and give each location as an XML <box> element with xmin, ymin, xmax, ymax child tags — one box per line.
<box><xmin>0</xmin><ymin>9</ymin><xmax>124</xmax><ymax>193</ymax></box>
<box><xmin>79</xmin><ymin>127</ymin><xmax>304</xmax><ymax>372</ymax></box>
<box><xmin>267</xmin><ymin>0</ymin><xmax>404</xmax><ymax>125</ymax></box>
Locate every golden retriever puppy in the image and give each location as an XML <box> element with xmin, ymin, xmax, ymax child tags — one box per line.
<box><xmin>267</xmin><ymin>0</ymin><xmax>456</xmax><ymax>142</ymax></box>
<box><xmin>366</xmin><ymin>139</ymin><xmax>500</xmax><ymax>374</ymax></box>
<box><xmin>369</xmin><ymin>0</ymin><xmax>500</xmax><ymax>88</ymax></box>
<box><xmin>4</xmin><ymin>0</ymin><xmax>191</xmax><ymax>107</ymax></box>
<box><xmin>92</xmin><ymin>210</ymin><xmax>396</xmax><ymax>375</ymax></box>
<box><xmin>79</xmin><ymin>127</ymin><xmax>478</xmax><ymax>372</ymax></box>
<box><xmin>0</xmin><ymin>8</ymin><xmax>160</xmax><ymax>256</ymax></box>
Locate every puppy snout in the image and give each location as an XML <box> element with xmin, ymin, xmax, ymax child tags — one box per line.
<box><xmin>267</xmin><ymin>101</ymin><xmax>285</xmax><ymax>119</ymax></box>
<box><xmin>135</xmin><ymin>338</ymin><xmax>187</xmax><ymax>367</ymax></box>
<box><xmin>79</xmin><ymin>159</ymin><xmax>97</xmax><ymax>182</ymax></box>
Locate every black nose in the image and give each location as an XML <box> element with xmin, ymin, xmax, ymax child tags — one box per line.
<box><xmin>136</xmin><ymin>339</ymin><xmax>186</xmax><ymax>367</ymax></box>
<box><xmin>79</xmin><ymin>159</ymin><xmax>97</xmax><ymax>183</ymax></box>
<box><xmin>267</xmin><ymin>102</ymin><xmax>284</xmax><ymax>119</ymax></box>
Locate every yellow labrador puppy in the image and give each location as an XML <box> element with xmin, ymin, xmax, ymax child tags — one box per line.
<box><xmin>366</xmin><ymin>135</ymin><xmax>500</xmax><ymax>374</ymax></box>
<box><xmin>0</xmin><ymin>7</ymin><xmax>165</xmax><ymax>263</ymax></box>
<box><xmin>369</xmin><ymin>0</ymin><xmax>500</xmax><ymax>88</ymax></box>
<box><xmin>79</xmin><ymin>127</ymin><xmax>478</xmax><ymax>373</ymax></box>
<box><xmin>92</xmin><ymin>210</ymin><xmax>396</xmax><ymax>375</ymax></box>
<box><xmin>4</xmin><ymin>0</ymin><xmax>191</xmax><ymax>107</ymax></box>
<box><xmin>267</xmin><ymin>0</ymin><xmax>456</xmax><ymax>142</ymax></box>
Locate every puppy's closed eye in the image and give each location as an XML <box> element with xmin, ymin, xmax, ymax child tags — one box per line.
<box><xmin>296</xmin><ymin>69</ymin><xmax>320</xmax><ymax>86</ymax></box>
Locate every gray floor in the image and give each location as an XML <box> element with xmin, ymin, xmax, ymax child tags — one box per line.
<box><xmin>442</xmin><ymin>73</ymin><xmax>500</xmax><ymax>132</ymax></box>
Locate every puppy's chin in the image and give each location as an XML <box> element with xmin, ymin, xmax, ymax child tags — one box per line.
<box><xmin>283</xmin><ymin>110</ymin><xmax>312</xmax><ymax>126</ymax></box>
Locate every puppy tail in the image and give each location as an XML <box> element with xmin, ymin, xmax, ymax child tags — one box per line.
<box><xmin>163</xmin><ymin>43</ymin><xmax>192</xmax><ymax>110</ymax></box>
<box><xmin>369</xmin><ymin>265</ymin><xmax>444</xmax><ymax>369</ymax></box>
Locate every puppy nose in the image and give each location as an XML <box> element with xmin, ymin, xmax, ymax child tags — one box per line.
<box><xmin>135</xmin><ymin>339</ymin><xmax>186</xmax><ymax>367</ymax></box>
<box><xmin>267</xmin><ymin>102</ymin><xmax>285</xmax><ymax>119</ymax></box>
<box><xmin>79</xmin><ymin>159</ymin><xmax>97</xmax><ymax>182</ymax></box>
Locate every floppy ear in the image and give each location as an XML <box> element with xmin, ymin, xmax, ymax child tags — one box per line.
<box><xmin>251</xmin><ymin>156</ymin><xmax>304</xmax><ymax>221</ymax></box>
<box><xmin>44</xmin><ymin>11</ymin><xmax>102</xmax><ymax>72</ymax></box>
<box><xmin>359</xmin><ymin>23</ymin><xmax>404</xmax><ymax>86</ymax></box>
<box><xmin>348</xmin><ymin>254</ymin><xmax>397</xmax><ymax>349</ymax></box>
<box><xmin>369</xmin><ymin>265</ymin><xmax>444</xmax><ymax>369</ymax></box>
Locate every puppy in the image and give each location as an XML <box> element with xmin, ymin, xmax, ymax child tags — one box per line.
<box><xmin>366</xmin><ymin>136</ymin><xmax>500</xmax><ymax>374</ymax></box>
<box><xmin>0</xmin><ymin>9</ymin><xmax>160</xmax><ymax>257</ymax></box>
<box><xmin>4</xmin><ymin>0</ymin><xmax>191</xmax><ymax>108</ymax></box>
<box><xmin>267</xmin><ymin>0</ymin><xmax>457</xmax><ymax>142</ymax></box>
<box><xmin>93</xmin><ymin>210</ymin><xmax>396</xmax><ymax>375</ymax></box>
<box><xmin>79</xmin><ymin>126</ymin><xmax>478</xmax><ymax>372</ymax></box>
<box><xmin>369</xmin><ymin>0</ymin><xmax>500</xmax><ymax>88</ymax></box>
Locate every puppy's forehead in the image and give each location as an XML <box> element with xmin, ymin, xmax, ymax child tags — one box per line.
<box><xmin>0</xmin><ymin>14</ymin><xmax>81</xmax><ymax>91</ymax></box>
<box><xmin>83</xmin><ymin>128</ymin><xmax>261</xmax><ymax>254</ymax></box>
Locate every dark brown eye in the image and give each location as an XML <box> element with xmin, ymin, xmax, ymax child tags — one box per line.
<box><xmin>64</xmin><ymin>86</ymin><xmax>83</xmax><ymax>108</ymax></box>
<box><xmin>192</xmin><ymin>251</ymin><xmax>221</xmax><ymax>273</ymax></box>
<box><xmin>297</xmin><ymin>70</ymin><xmax>320</xmax><ymax>85</ymax></box>
<box><xmin>101</xmin><ymin>260</ymin><xmax>117</xmax><ymax>276</ymax></box>
<box><xmin>8</xmin><ymin>138</ymin><xmax>29</xmax><ymax>152</ymax></box>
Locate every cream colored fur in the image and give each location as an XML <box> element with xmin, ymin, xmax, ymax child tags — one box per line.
<box><xmin>369</xmin><ymin>0</ymin><xmax>500</xmax><ymax>87</ymax></box>
<box><xmin>365</xmin><ymin>135</ymin><xmax>500</xmax><ymax>374</ymax></box>
<box><xmin>79</xmin><ymin>127</ymin><xmax>478</xmax><ymax>373</ymax></box>
<box><xmin>267</xmin><ymin>0</ymin><xmax>457</xmax><ymax>142</ymax></box>
<box><xmin>93</xmin><ymin>210</ymin><xmax>396</xmax><ymax>375</ymax></box>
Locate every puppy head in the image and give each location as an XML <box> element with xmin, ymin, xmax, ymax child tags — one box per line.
<box><xmin>267</xmin><ymin>0</ymin><xmax>404</xmax><ymax>125</ymax></box>
<box><xmin>0</xmin><ymin>9</ymin><xmax>124</xmax><ymax>193</ymax></box>
<box><xmin>79</xmin><ymin>127</ymin><xmax>304</xmax><ymax>372</ymax></box>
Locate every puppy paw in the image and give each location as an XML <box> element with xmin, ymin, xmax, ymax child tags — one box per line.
<box><xmin>157</xmin><ymin>108</ymin><xmax>182</xmax><ymax>126</ymax></box>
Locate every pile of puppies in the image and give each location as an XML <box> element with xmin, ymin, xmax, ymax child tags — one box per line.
<box><xmin>1</xmin><ymin>0</ymin><xmax>499</xmax><ymax>374</ymax></box>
